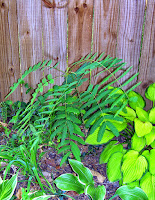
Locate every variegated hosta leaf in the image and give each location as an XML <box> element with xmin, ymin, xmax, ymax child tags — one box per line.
<box><xmin>149</xmin><ymin>107</ymin><xmax>155</xmax><ymax>123</ymax></box>
<box><xmin>121</xmin><ymin>150</ymin><xmax>148</xmax><ymax>183</ymax></box>
<box><xmin>85</xmin><ymin>129</ymin><xmax>115</xmax><ymax>145</ymax></box>
<box><xmin>69</xmin><ymin>159</ymin><xmax>94</xmax><ymax>185</ymax></box>
<box><xmin>54</xmin><ymin>173</ymin><xmax>85</xmax><ymax>194</ymax></box>
<box><xmin>140</xmin><ymin>172</ymin><xmax>155</xmax><ymax>200</ymax></box>
<box><xmin>149</xmin><ymin>149</ymin><xmax>155</xmax><ymax>175</ymax></box>
<box><xmin>85</xmin><ymin>185</ymin><xmax>106</xmax><ymax>200</ymax></box>
<box><xmin>145</xmin><ymin>127</ymin><xmax>155</xmax><ymax>145</ymax></box>
<box><xmin>115</xmin><ymin>185</ymin><xmax>148</xmax><ymax>200</ymax></box>
<box><xmin>107</xmin><ymin>152</ymin><xmax>123</xmax><ymax>182</ymax></box>
<box><xmin>119</xmin><ymin>106</ymin><xmax>136</xmax><ymax>121</ymax></box>
<box><xmin>136</xmin><ymin>107</ymin><xmax>149</xmax><ymax>122</ymax></box>
<box><xmin>99</xmin><ymin>141</ymin><xmax>123</xmax><ymax>164</ymax></box>
<box><xmin>134</xmin><ymin>118</ymin><xmax>152</xmax><ymax>137</ymax></box>
<box><xmin>128</xmin><ymin>91</ymin><xmax>145</xmax><ymax>110</ymax></box>
<box><xmin>131</xmin><ymin>133</ymin><xmax>146</xmax><ymax>152</ymax></box>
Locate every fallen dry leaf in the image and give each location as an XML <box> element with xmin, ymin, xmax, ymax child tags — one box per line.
<box><xmin>16</xmin><ymin>187</ymin><xmax>22</xmax><ymax>199</ymax></box>
<box><xmin>90</xmin><ymin>170</ymin><xmax>106</xmax><ymax>183</ymax></box>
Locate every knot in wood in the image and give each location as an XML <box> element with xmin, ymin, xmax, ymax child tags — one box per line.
<box><xmin>74</xmin><ymin>7</ymin><xmax>79</xmax><ymax>13</ymax></box>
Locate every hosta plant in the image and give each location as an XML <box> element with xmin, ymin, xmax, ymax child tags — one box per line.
<box><xmin>55</xmin><ymin>159</ymin><xmax>148</xmax><ymax>200</ymax></box>
<box><xmin>86</xmin><ymin>83</ymin><xmax>155</xmax><ymax>200</ymax></box>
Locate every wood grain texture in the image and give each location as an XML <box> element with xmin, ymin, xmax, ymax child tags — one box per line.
<box><xmin>68</xmin><ymin>0</ymin><xmax>94</xmax><ymax>66</ymax></box>
<box><xmin>0</xmin><ymin>0</ymin><xmax>21</xmax><ymax>102</ymax></box>
<box><xmin>116</xmin><ymin>0</ymin><xmax>146</xmax><ymax>89</ymax></box>
<box><xmin>91</xmin><ymin>0</ymin><xmax>120</xmax><ymax>86</ymax></box>
<box><xmin>137</xmin><ymin>0</ymin><xmax>155</xmax><ymax>110</ymax></box>
<box><xmin>17</xmin><ymin>0</ymin><xmax>43</xmax><ymax>102</ymax></box>
<box><xmin>42</xmin><ymin>0</ymin><xmax>67</xmax><ymax>89</ymax></box>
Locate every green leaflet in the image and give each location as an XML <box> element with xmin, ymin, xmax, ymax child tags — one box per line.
<box><xmin>99</xmin><ymin>141</ymin><xmax>123</xmax><ymax>164</ymax></box>
<box><xmin>54</xmin><ymin>174</ymin><xmax>85</xmax><ymax>194</ymax></box>
<box><xmin>86</xmin><ymin>185</ymin><xmax>106</xmax><ymax>200</ymax></box>
<box><xmin>60</xmin><ymin>151</ymin><xmax>71</xmax><ymax>167</ymax></box>
<box><xmin>121</xmin><ymin>150</ymin><xmax>148</xmax><ymax>183</ymax></box>
<box><xmin>70</xmin><ymin>141</ymin><xmax>81</xmax><ymax>161</ymax></box>
<box><xmin>131</xmin><ymin>134</ymin><xmax>146</xmax><ymax>152</ymax></box>
<box><xmin>69</xmin><ymin>159</ymin><xmax>94</xmax><ymax>185</ymax></box>
<box><xmin>140</xmin><ymin>172</ymin><xmax>155</xmax><ymax>200</ymax></box>
<box><xmin>107</xmin><ymin>152</ymin><xmax>123</xmax><ymax>182</ymax></box>
<box><xmin>149</xmin><ymin>149</ymin><xmax>155</xmax><ymax>175</ymax></box>
<box><xmin>134</xmin><ymin>118</ymin><xmax>152</xmax><ymax>137</ymax></box>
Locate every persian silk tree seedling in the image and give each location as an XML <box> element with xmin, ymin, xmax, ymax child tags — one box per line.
<box><xmin>3</xmin><ymin>53</ymin><xmax>140</xmax><ymax>166</ymax></box>
<box><xmin>86</xmin><ymin>83</ymin><xmax>155</xmax><ymax>200</ymax></box>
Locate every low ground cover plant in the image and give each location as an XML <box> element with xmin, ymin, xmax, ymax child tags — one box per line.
<box><xmin>0</xmin><ymin>54</ymin><xmax>152</xmax><ymax>199</ymax></box>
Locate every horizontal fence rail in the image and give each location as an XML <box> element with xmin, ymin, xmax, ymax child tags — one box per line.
<box><xmin>0</xmin><ymin>0</ymin><xmax>154</xmax><ymax>103</ymax></box>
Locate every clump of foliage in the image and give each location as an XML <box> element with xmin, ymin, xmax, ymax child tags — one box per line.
<box><xmin>86</xmin><ymin>83</ymin><xmax>155</xmax><ymax>199</ymax></box>
<box><xmin>0</xmin><ymin>53</ymin><xmax>141</xmax><ymax>196</ymax></box>
<box><xmin>55</xmin><ymin>159</ymin><xmax>148</xmax><ymax>200</ymax></box>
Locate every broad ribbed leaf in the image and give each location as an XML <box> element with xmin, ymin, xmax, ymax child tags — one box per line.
<box><xmin>149</xmin><ymin>149</ymin><xmax>155</xmax><ymax>175</ymax></box>
<box><xmin>121</xmin><ymin>150</ymin><xmax>148</xmax><ymax>183</ymax></box>
<box><xmin>85</xmin><ymin>129</ymin><xmax>114</xmax><ymax>145</ymax></box>
<box><xmin>149</xmin><ymin>107</ymin><xmax>155</xmax><ymax>123</ymax></box>
<box><xmin>100</xmin><ymin>141</ymin><xmax>123</xmax><ymax>164</ymax></box>
<box><xmin>86</xmin><ymin>185</ymin><xmax>106</xmax><ymax>200</ymax></box>
<box><xmin>136</xmin><ymin>107</ymin><xmax>149</xmax><ymax>122</ymax></box>
<box><xmin>134</xmin><ymin>118</ymin><xmax>152</xmax><ymax>137</ymax></box>
<box><xmin>140</xmin><ymin>172</ymin><xmax>155</xmax><ymax>200</ymax></box>
<box><xmin>54</xmin><ymin>173</ymin><xmax>84</xmax><ymax>194</ymax></box>
<box><xmin>69</xmin><ymin>159</ymin><xmax>94</xmax><ymax>185</ymax></box>
<box><xmin>107</xmin><ymin>152</ymin><xmax>123</xmax><ymax>182</ymax></box>
<box><xmin>115</xmin><ymin>185</ymin><xmax>148</xmax><ymax>200</ymax></box>
<box><xmin>131</xmin><ymin>134</ymin><xmax>146</xmax><ymax>152</ymax></box>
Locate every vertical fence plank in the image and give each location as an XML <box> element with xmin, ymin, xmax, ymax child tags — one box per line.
<box><xmin>137</xmin><ymin>0</ymin><xmax>155</xmax><ymax>110</ymax></box>
<box><xmin>17</xmin><ymin>0</ymin><xmax>43</xmax><ymax>102</ymax></box>
<box><xmin>68</xmin><ymin>0</ymin><xmax>94</xmax><ymax>91</ymax></box>
<box><xmin>68</xmin><ymin>0</ymin><xmax>94</xmax><ymax>66</ymax></box>
<box><xmin>91</xmin><ymin>0</ymin><xmax>120</xmax><ymax>85</ymax></box>
<box><xmin>42</xmin><ymin>0</ymin><xmax>68</xmax><ymax>89</ymax></box>
<box><xmin>116</xmin><ymin>0</ymin><xmax>146</xmax><ymax>88</ymax></box>
<box><xmin>0</xmin><ymin>0</ymin><xmax>21</xmax><ymax>102</ymax></box>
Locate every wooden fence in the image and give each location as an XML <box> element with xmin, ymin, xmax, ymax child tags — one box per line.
<box><xmin>0</xmin><ymin>0</ymin><xmax>154</xmax><ymax>104</ymax></box>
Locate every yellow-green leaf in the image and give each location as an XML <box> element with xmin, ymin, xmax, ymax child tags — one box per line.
<box><xmin>107</xmin><ymin>152</ymin><xmax>123</xmax><ymax>182</ymax></box>
<box><xmin>119</xmin><ymin>106</ymin><xmax>136</xmax><ymax>121</ymax></box>
<box><xmin>149</xmin><ymin>107</ymin><xmax>155</xmax><ymax>123</ymax></box>
<box><xmin>134</xmin><ymin>118</ymin><xmax>152</xmax><ymax>137</ymax></box>
<box><xmin>149</xmin><ymin>149</ymin><xmax>155</xmax><ymax>175</ymax></box>
<box><xmin>85</xmin><ymin>129</ymin><xmax>114</xmax><ymax>145</ymax></box>
<box><xmin>140</xmin><ymin>172</ymin><xmax>155</xmax><ymax>200</ymax></box>
<box><xmin>136</xmin><ymin>107</ymin><xmax>149</xmax><ymax>122</ymax></box>
<box><xmin>131</xmin><ymin>134</ymin><xmax>145</xmax><ymax>152</ymax></box>
<box><xmin>122</xmin><ymin>150</ymin><xmax>148</xmax><ymax>183</ymax></box>
<box><xmin>145</xmin><ymin>127</ymin><xmax>155</xmax><ymax>145</ymax></box>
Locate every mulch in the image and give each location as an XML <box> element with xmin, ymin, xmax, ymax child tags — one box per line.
<box><xmin>0</xmin><ymin>123</ymin><xmax>121</xmax><ymax>200</ymax></box>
